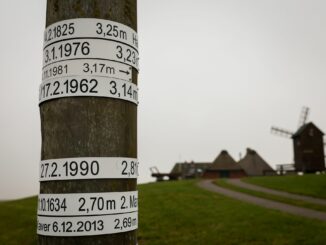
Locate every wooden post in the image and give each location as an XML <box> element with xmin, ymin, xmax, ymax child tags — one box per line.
<box><xmin>38</xmin><ymin>0</ymin><xmax>138</xmax><ymax>244</ymax></box>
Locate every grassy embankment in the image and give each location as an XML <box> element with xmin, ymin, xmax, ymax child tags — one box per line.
<box><xmin>1</xmin><ymin>180</ymin><xmax>326</xmax><ymax>245</ymax></box>
<box><xmin>243</xmin><ymin>174</ymin><xmax>326</xmax><ymax>199</ymax></box>
<box><xmin>0</xmin><ymin>197</ymin><xmax>37</xmax><ymax>245</ymax></box>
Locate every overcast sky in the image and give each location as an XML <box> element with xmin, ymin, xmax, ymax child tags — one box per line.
<box><xmin>0</xmin><ymin>0</ymin><xmax>325</xmax><ymax>199</ymax></box>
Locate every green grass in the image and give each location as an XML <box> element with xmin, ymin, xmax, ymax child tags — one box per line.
<box><xmin>1</xmin><ymin>181</ymin><xmax>326</xmax><ymax>245</ymax></box>
<box><xmin>214</xmin><ymin>179</ymin><xmax>326</xmax><ymax>212</ymax></box>
<box><xmin>138</xmin><ymin>180</ymin><xmax>326</xmax><ymax>244</ymax></box>
<box><xmin>243</xmin><ymin>174</ymin><xmax>326</xmax><ymax>199</ymax></box>
<box><xmin>0</xmin><ymin>196</ymin><xmax>37</xmax><ymax>245</ymax></box>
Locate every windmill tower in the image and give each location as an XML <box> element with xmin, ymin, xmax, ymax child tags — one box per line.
<box><xmin>271</xmin><ymin>107</ymin><xmax>325</xmax><ymax>173</ymax></box>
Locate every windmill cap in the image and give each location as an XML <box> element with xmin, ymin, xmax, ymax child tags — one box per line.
<box><xmin>246</xmin><ymin>148</ymin><xmax>256</xmax><ymax>155</ymax></box>
<box><xmin>221</xmin><ymin>150</ymin><xmax>228</xmax><ymax>154</ymax></box>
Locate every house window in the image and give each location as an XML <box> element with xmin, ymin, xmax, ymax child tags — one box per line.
<box><xmin>309</xmin><ymin>129</ymin><xmax>314</xmax><ymax>136</ymax></box>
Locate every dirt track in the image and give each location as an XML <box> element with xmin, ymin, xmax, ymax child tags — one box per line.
<box><xmin>227</xmin><ymin>179</ymin><xmax>326</xmax><ymax>206</ymax></box>
<box><xmin>197</xmin><ymin>180</ymin><xmax>326</xmax><ymax>221</ymax></box>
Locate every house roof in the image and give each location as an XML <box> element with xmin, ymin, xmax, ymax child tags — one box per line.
<box><xmin>209</xmin><ymin>150</ymin><xmax>243</xmax><ymax>171</ymax></box>
<box><xmin>292</xmin><ymin>122</ymin><xmax>324</xmax><ymax>138</ymax></box>
<box><xmin>238</xmin><ymin>148</ymin><xmax>274</xmax><ymax>176</ymax></box>
<box><xmin>170</xmin><ymin>161</ymin><xmax>212</xmax><ymax>175</ymax></box>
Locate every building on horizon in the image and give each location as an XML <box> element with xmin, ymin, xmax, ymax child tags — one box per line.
<box><xmin>238</xmin><ymin>148</ymin><xmax>275</xmax><ymax>176</ymax></box>
<box><xmin>203</xmin><ymin>150</ymin><xmax>246</xmax><ymax>178</ymax></box>
<box><xmin>157</xmin><ymin>148</ymin><xmax>275</xmax><ymax>181</ymax></box>
<box><xmin>292</xmin><ymin>122</ymin><xmax>325</xmax><ymax>173</ymax></box>
<box><xmin>169</xmin><ymin>161</ymin><xmax>211</xmax><ymax>179</ymax></box>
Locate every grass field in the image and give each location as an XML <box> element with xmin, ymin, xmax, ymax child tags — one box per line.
<box><xmin>0</xmin><ymin>197</ymin><xmax>37</xmax><ymax>245</ymax></box>
<box><xmin>215</xmin><ymin>179</ymin><xmax>326</xmax><ymax>212</ymax></box>
<box><xmin>243</xmin><ymin>174</ymin><xmax>326</xmax><ymax>199</ymax></box>
<box><xmin>1</xmin><ymin>180</ymin><xmax>326</xmax><ymax>245</ymax></box>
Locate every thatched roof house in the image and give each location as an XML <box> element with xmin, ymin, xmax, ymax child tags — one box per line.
<box><xmin>203</xmin><ymin>150</ymin><xmax>246</xmax><ymax>178</ymax></box>
<box><xmin>238</xmin><ymin>148</ymin><xmax>275</xmax><ymax>176</ymax></box>
<box><xmin>164</xmin><ymin>149</ymin><xmax>275</xmax><ymax>181</ymax></box>
<box><xmin>211</xmin><ymin>150</ymin><xmax>241</xmax><ymax>170</ymax></box>
<box><xmin>170</xmin><ymin>161</ymin><xmax>212</xmax><ymax>179</ymax></box>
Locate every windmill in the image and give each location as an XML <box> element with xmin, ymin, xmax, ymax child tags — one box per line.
<box><xmin>271</xmin><ymin>106</ymin><xmax>326</xmax><ymax>173</ymax></box>
<box><xmin>271</xmin><ymin>106</ymin><xmax>309</xmax><ymax>138</ymax></box>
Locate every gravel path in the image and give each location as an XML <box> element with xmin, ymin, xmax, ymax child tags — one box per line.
<box><xmin>197</xmin><ymin>180</ymin><xmax>326</xmax><ymax>221</ymax></box>
<box><xmin>227</xmin><ymin>179</ymin><xmax>326</xmax><ymax>206</ymax></box>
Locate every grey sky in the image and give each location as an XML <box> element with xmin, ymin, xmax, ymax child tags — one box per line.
<box><xmin>0</xmin><ymin>0</ymin><xmax>325</xmax><ymax>199</ymax></box>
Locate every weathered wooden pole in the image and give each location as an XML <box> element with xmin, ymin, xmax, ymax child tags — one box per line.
<box><xmin>37</xmin><ymin>0</ymin><xmax>138</xmax><ymax>244</ymax></box>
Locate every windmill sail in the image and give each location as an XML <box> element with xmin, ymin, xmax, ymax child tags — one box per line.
<box><xmin>271</xmin><ymin>126</ymin><xmax>294</xmax><ymax>138</ymax></box>
<box><xmin>298</xmin><ymin>106</ymin><xmax>309</xmax><ymax>129</ymax></box>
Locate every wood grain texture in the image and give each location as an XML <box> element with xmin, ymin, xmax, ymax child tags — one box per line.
<box><xmin>39</xmin><ymin>1</ymin><xmax>138</xmax><ymax>244</ymax></box>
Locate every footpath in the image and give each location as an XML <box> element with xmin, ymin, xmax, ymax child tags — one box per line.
<box><xmin>227</xmin><ymin>179</ymin><xmax>326</xmax><ymax>206</ymax></box>
<box><xmin>197</xmin><ymin>179</ymin><xmax>326</xmax><ymax>221</ymax></box>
